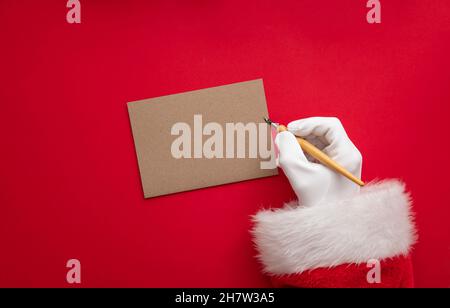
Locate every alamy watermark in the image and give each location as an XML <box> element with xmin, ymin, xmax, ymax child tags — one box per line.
<box><xmin>366</xmin><ymin>259</ymin><xmax>381</xmax><ymax>284</ymax></box>
<box><xmin>66</xmin><ymin>0</ymin><xmax>81</xmax><ymax>24</ymax></box>
<box><xmin>170</xmin><ymin>115</ymin><xmax>276</xmax><ymax>169</ymax></box>
<box><xmin>66</xmin><ymin>259</ymin><xmax>81</xmax><ymax>284</ymax></box>
<box><xmin>366</xmin><ymin>0</ymin><xmax>381</xmax><ymax>24</ymax></box>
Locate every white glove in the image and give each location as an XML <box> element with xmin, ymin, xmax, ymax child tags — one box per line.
<box><xmin>275</xmin><ymin>117</ymin><xmax>362</xmax><ymax>207</ymax></box>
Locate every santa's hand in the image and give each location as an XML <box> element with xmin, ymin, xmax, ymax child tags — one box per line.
<box><xmin>275</xmin><ymin>117</ymin><xmax>362</xmax><ymax>207</ymax></box>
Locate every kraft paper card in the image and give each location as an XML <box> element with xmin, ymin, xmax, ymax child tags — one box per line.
<box><xmin>127</xmin><ymin>79</ymin><xmax>277</xmax><ymax>198</ymax></box>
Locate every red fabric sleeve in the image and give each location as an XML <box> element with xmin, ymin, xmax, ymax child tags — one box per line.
<box><xmin>270</xmin><ymin>255</ymin><xmax>414</xmax><ymax>288</ymax></box>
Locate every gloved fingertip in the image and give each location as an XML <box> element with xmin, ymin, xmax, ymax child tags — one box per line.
<box><xmin>274</xmin><ymin>131</ymin><xmax>293</xmax><ymax>147</ymax></box>
<box><xmin>287</xmin><ymin>119</ymin><xmax>305</xmax><ymax>130</ymax></box>
<box><xmin>275</xmin><ymin>131</ymin><xmax>309</xmax><ymax>164</ymax></box>
<box><xmin>287</xmin><ymin>121</ymin><xmax>310</xmax><ymax>137</ymax></box>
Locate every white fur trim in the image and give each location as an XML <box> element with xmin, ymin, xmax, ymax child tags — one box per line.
<box><xmin>252</xmin><ymin>180</ymin><xmax>417</xmax><ymax>275</ymax></box>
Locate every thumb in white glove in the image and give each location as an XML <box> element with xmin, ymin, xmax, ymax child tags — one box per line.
<box><xmin>275</xmin><ymin>117</ymin><xmax>362</xmax><ymax>207</ymax></box>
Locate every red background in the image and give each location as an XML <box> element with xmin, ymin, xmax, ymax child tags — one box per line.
<box><xmin>1</xmin><ymin>0</ymin><xmax>449</xmax><ymax>287</ymax></box>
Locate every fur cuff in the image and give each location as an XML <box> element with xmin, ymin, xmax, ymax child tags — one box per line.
<box><xmin>252</xmin><ymin>180</ymin><xmax>417</xmax><ymax>275</ymax></box>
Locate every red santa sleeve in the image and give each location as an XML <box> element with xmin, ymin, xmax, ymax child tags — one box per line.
<box><xmin>252</xmin><ymin>180</ymin><xmax>417</xmax><ymax>288</ymax></box>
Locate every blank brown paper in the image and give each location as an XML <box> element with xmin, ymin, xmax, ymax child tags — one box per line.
<box><xmin>127</xmin><ymin>79</ymin><xmax>277</xmax><ymax>198</ymax></box>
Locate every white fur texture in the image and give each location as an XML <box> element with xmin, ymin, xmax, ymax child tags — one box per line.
<box><xmin>252</xmin><ymin>180</ymin><xmax>417</xmax><ymax>275</ymax></box>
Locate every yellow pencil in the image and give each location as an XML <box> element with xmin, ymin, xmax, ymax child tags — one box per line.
<box><xmin>264</xmin><ymin>117</ymin><xmax>365</xmax><ymax>187</ymax></box>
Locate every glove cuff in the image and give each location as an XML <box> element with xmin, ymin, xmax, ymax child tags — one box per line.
<box><xmin>251</xmin><ymin>179</ymin><xmax>417</xmax><ymax>275</ymax></box>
